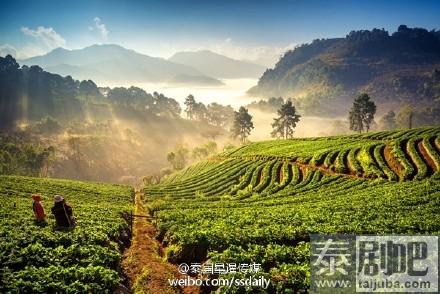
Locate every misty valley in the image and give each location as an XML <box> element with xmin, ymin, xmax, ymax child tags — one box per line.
<box><xmin>3</xmin><ymin>26</ymin><xmax>440</xmax><ymax>184</ymax></box>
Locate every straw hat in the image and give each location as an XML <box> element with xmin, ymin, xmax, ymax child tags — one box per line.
<box><xmin>54</xmin><ymin>195</ymin><xmax>64</xmax><ymax>203</ymax></box>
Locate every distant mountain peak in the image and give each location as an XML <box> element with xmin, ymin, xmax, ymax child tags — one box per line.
<box><xmin>20</xmin><ymin>44</ymin><xmax>222</xmax><ymax>86</ymax></box>
<box><xmin>51</xmin><ymin>47</ymin><xmax>69</xmax><ymax>52</ymax></box>
<box><xmin>171</xmin><ymin>49</ymin><xmax>245</xmax><ymax>62</ymax></box>
<box><xmin>169</xmin><ymin>50</ymin><xmax>265</xmax><ymax>79</ymax></box>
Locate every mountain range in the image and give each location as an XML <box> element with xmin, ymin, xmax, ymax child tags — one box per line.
<box><xmin>169</xmin><ymin>50</ymin><xmax>265</xmax><ymax>79</ymax></box>
<box><xmin>19</xmin><ymin>45</ymin><xmax>264</xmax><ymax>86</ymax></box>
<box><xmin>249</xmin><ymin>25</ymin><xmax>440</xmax><ymax>115</ymax></box>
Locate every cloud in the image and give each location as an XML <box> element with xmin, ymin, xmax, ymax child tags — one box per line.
<box><xmin>93</xmin><ymin>17</ymin><xmax>109</xmax><ymax>40</ymax></box>
<box><xmin>21</xmin><ymin>26</ymin><xmax>66</xmax><ymax>50</ymax></box>
<box><xmin>0</xmin><ymin>44</ymin><xmax>18</xmax><ymax>58</ymax></box>
<box><xmin>0</xmin><ymin>42</ymin><xmax>48</xmax><ymax>59</ymax></box>
<box><xmin>0</xmin><ymin>26</ymin><xmax>66</xmax><ymax>59</ymax></box>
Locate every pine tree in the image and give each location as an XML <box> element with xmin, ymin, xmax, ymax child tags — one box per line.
<box><xmin>348</xmin><ymin>93</ymin><xmax>376</xmax><ymax>133</ymax></box>
<box><xmin>184</xmin><ymin>95</ymin><xmax>196</xmax><ymax>120</ymax></box>
<box><xmin>231</xmin><ymin>107</ymin><xmax>254</xmax><ymax>143</ymax></box>
<box><xmin>271</xmin><ymin>101</ymin><xmax>301</xmax><ymax>139</ymax></box>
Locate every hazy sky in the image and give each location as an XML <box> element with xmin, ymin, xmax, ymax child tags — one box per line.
<box><xmin>1</xmin><ymin>0</ymin><xmax>439</xmax><ymax>66</ymax></box>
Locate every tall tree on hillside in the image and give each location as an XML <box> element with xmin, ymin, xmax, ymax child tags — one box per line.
<box><xmin>184</xmin><ymin>95</ymin><xmax>196</xmax><ymax>120</ymax></box>
<box><xmin>379</xmin><ymin>110</ymin><xmax>397</xmax><ymax>130</ymax></box>
<box><xmin>271</xmin><ymin>101</ymin><xmax>301</xmax><ymax>139</ymax></box>
<box><xmin>348</xmin><ymin>93</ymin><xmax>376</xmax><ymax>133</ymax></box>
<box><xmin>231</xmin><ymin>107</ymin><xmax>254</xmax><ymax>143</ymax></box>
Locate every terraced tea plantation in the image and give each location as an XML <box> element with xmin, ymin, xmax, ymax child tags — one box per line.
<box><xmin>144</xmin><ymin>127</ymin><xmax>440</xmax><ymax>293</ymax></box>
<box><xmin>0</xmin><ymin>176</ymin><xmax>133</xmax><ymax>293</ymax></box>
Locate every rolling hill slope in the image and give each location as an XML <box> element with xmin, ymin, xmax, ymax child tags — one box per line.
<box><xmin>144</xmin><ymin>127</ymin><xmax>440</xmax><ymax>293</ymax></box>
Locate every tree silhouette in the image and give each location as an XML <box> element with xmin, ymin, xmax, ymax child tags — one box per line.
<box><xmin>348</xmin><ymin>93</ymin><xmax>376</xmax><ymax>133</ymax></box>
<box><xmin>184</xmin><ymin>95</ymin><xmax>196</xmax><ymax>120</ymax></box>
<box><xmin>231</xmin><ymin>107</ymin><xmax>254</xmax><ymax>143</ymax></box>
<box><xmin>271</xmin><ymin>101</ymin><xmax>301</xmax><ymax>139</ymax></box>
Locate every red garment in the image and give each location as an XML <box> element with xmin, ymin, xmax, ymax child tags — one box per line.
<box><xmin>33</xmin><ymin>201</ymin><xmax>46</xmax><ymax>221</ymax></box>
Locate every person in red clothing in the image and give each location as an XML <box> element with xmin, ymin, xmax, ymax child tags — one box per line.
<box><xmin>32</xmin><ymin>194</ymin><xmax>46</xmax><ymax>222</ymax></box>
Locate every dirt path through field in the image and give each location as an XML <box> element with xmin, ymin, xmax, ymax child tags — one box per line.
<box><xmin>122</xmin><ymin>191</ymin><xmax>199</xmax><ymax>294</ymax></box>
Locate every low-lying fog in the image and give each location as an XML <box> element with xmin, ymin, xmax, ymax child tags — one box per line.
<box><xmin>103</xmin><ymin>78</ymin><xmax>258</xmax><ymax>108</ymax></box>
<box><xmin>249</xmin><ymin>109</ymin><xmax>349</xmax><ymax>141</ymax></box>
<box><xmin>103</xmin><ymin>78</ymin><xmax>349</xmax><ymax>140</ymax></box>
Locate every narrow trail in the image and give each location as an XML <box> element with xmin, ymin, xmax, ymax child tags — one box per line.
<box><xmin>122</xmin><ymin>191</ymin><xmax>199</xmax><ymax>294</ymax></box>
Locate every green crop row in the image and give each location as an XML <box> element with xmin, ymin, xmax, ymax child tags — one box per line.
<box><xmin>422</xmin><ymin>137</ymin><xmax>440</xmax><ymax>177</ymax></box>
<box><xmin>334</xmin><ymin>149</ymin><xmax>349</xmax><ymax>173</ymax></box>
<box><xmin>230</xmin><ymin>162</ymin><xmax>260</xmax><ymax>195</ymax></box>
<box><xmin>261</xmin><ymin>161</ymin><xmax>282</xmax><ymax>195</ymax></box>
<box><xmin>390</xmin><ymin>139</ymin><xmax>415</xmax><ymax>180</ymax></box>
<box><xmin>407</xmin><ymin>138</ymin><xmax>428</xmax><ymax>180</ymax></box>
<box><xmin>143</xmin><ymin>127</ymin><xmax>440</xmax><ymax>293</ymax></box>
<box><xmin>0</xmin><ymin>175</ymin><xmax>133</xmax><ymax>293</ymax></box>
<box><xmin>347</xmin><ymin>147</ymin><xmax>363</xmax><ymax>176</ymax></box>
<box><xmin>356</xmin><ymin>144</ymin><xmax>384</xmax><ymax>178</ymax></box>
<box><xmin>373</xmin><ymin>145</ymin><xmax>398</xmax><ymax>181</ymax></box>
<box><xmin>254</xmin><ymin>160</ymin><xmax>277</xmax><ymax>193</ymax></box>
<box><xmin>150</xmin><ymin>176</ymin><xmax>440</xmax><ymax>292</ymax></box>
<box><xmin>323</xmin><ymin>151</ymin><xmax>338</xmax><ymax>168</ymax></box>
<box><xmin>265</xmin><ymin>162</ymin><xmax>293</xmax><ymax>195</ymax></box>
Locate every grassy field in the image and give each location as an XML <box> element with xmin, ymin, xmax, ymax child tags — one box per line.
<box><xmin>144</xmin><ymin>127</ymin><xmax>440</xmax><ymax>293</ymax></box>
<box><xmin>0</xmin><ymin>176</ymin><xmax>133</xmax><ymax>293</ymax></box>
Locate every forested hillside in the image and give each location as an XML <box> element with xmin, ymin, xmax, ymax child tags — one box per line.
<box><xmin>0</xmin><ymin>54</ymin><xmax>185</xmax><ymax>128</ymax></box>
<box><xmin>249</xmin><ymin>25</ymin><xmax>440</xmax><ymax>115</ymax></box>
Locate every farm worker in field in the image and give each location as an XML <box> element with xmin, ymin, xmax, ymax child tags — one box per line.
<box><xmin>32</xmin><ymin>194</ymin><xmax>46</xmax><ymax>222</ymax></box>
<box><xmin>51</xmin><ymin>195</ymin><xmax>76</xmax><ymax>228</ymax></box>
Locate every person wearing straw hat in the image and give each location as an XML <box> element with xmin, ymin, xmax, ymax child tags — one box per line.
<box><xmin>51</xmin><ymin>195</ymin><xmax>75</xmax><ymax>228</ymax></box>
<box><xmin>31</xmin><ymin>194</ymin><xmax>46</xmax><ymax>222</ymax></box>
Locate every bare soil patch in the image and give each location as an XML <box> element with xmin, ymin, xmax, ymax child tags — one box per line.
<box><xmin>383</xmin><ymin>145</ymin><xmax>404</xmax><ymax>180</ymax></box>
